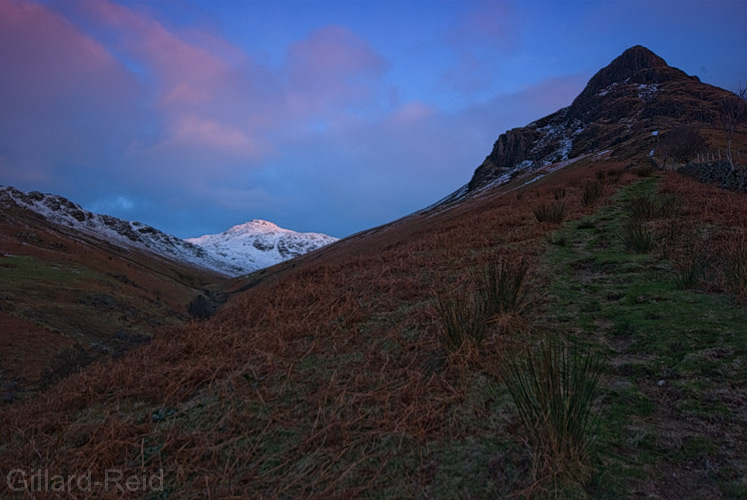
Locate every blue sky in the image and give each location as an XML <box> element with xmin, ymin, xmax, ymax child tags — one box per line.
<box><xmin>1</xmin><ymin>0</ymin><xmax>745</xmax><ymax>238</ymax></box>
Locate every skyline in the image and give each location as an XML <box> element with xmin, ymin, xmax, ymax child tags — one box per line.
<box><xmin>1</xmin><ymin>0</ymin><xmax>746</xmax><ymax>238</ymax></box>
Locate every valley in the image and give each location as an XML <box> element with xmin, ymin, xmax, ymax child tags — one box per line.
<box><xmin>1</xmin><ymin>45</ymin><xmax>745</xmax><ymax>499</ymax></box>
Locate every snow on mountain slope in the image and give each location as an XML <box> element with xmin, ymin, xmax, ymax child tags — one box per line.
<box><xmin>185</xmin><ymin>220</ymin><xmax>338</xmax><ymax>275</ymax></box>
<box><xmin>0</xmin><ymin>186</ymin><xmax>337</xmax><ymax>277</ymax></box>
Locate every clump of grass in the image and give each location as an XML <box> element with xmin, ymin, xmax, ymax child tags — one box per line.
<box><xmin>624</xmin><ymin>192</ymin><xmax>684</xmax><ymax>256</ymax></box>
<box><xmin>659</xmin><ymin>218</ymin><xmax>685</xmax><ymax>248</ymax></box>
<box><xmin>551</xmin><ymin>187</ymin><xmax>566</xmax><ymax>200</ymax></box>
<box><xmin>628</xmin><ymin>194</ymin><xmax>659</xmax><ymax>222</ymax></box>
<box><xmin>606</xmin><ymin>169</ymin><xmax>623</xmax><ymax>183</ymax></box>
<box><xmin>474</xmin><ymin>256</ymin><xmax>529</xmax><ymax>318</ymax></box>
<box><xmin>582</xmin><ymin>180</ymin><xmax>605</xmax><ymax>207</ymax></box>
<box><xmin>656</xmin><ymin>192</ymin><xmax>682</xmax><ymax>219</ymax></box>
<box><xmin>503</xmin><ymin>337</ymin><xmax>600</xmax><ymax>489</ymax></box>
<box><xmin>436</xmin><ymin>256</ymin><xmax>531</xmax><ymax>353</ymax></box>
<box><xmin>630</xmin><ymin>193</ymin><xmax>682</xmax><ymax>222</ymax></box>
<box><xmin>435</xmin><ymin>290</ymin><xmax>487</xmax><ymax>352</ymax></box>
<box><xmin>533</xmin><ymin>201</ymin><xmax>566</xmax><ymax>224</ymax></box>
<box><xmin>620</xmin><ymin>219</ymin><xmax>654</xmax><ymax>253</ymax></box>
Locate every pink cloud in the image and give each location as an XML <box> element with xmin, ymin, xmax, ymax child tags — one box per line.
<box><xmin>288</xmin><ymin>25</ymin><xmax>387</xmax><ymax>79</ymax></box>
<box><xmin>0</xmin><ymin>1</ymin><xmax>135</xmax><ymax>99</ymax></box>
<box><xmin>390</xmin><ymin>102</ymin><xmax>438</xmax><ymax>125</ymax></box>
<box><xmin>80</xmin><ymin>0</ymin><xmax>242</xmax><ymax>108</ymax></box>
<box><xmin>70</xmin><ymin>0</ymin><xmax>276</xmax><ymax>170</ymax></box>
<box><xmin>71</xmin><ymin>3</ymin><xmax>394</xmax><ymax>165</ymax></box>
<box><xmin>284</xmin><ymin>25</ymin><xmax>389</xmax><ymax>114</ymax></box>
<box><xmin>0</xmin><ymin>1</ymin><xmax>142</xmax><ymax>183</ymax></box>
<box><xmin>171</xmin><ymin>116</ymin><xmax>257</xmax><ymax>150</ymax></box>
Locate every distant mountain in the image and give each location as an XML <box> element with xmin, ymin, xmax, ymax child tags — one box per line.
<box><xmin>0</xmin><ymin>186</ymin><xmax>337</xmax><ymax>276</ymax></box>
<box><xmin>186</xmin><ymin>220</ymin><xmax>338</xmax><ymax>276</ymax></box>
<box><xmin>0</xmin><ymin>185</ymin><xmax>239</xmax><ymax>275</ymax></box>
<box><xmin>466</xmin><ymin>45</ymin><xmax>736</xmax><ymax>192</ymax></box>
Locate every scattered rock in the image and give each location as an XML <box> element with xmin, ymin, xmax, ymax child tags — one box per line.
<box><xmin>611</xmin><ymin>380</ymin><xmax>635</xmax><ymax>391</ymax></box>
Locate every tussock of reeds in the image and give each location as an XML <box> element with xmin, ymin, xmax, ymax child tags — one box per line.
<box><xmin>620</xmin><ymin>218</ymin><xmax>655</xmax><ymax>253</ymax></box>
<box><xmin>435</xmin><ymin>290</ymin><xmax>487</xmax><ymax>352</ymax></box>
<box><xmin>473</xmin><ymin>256</ymin><xmax>529</xmax><ymax>318</ymax></box>
<box><xmin>551</xmin><ymin>187</ymin><xmax>567</xmax><ymax>200</ymax></box>
<box><xmin>503</xmin><ymin>337</ymin><xmax>600</xmax><ymax>490</ymax></box>
<box><xmin>666</xmin><ymin>229</ymin><xmax>712</xmax><ymax>289</ymax></box>
<box><xmin>434</xmin><ymin>255</ymin><xmax>532</xmax><ymax>359</ymax></box>
<box><xmin>582</xmin><ymin>180</ymin><xmax>604</xmax><ymax>207</ymax></box>
<box><xmin>533</xmin><ymin>201</ymin><xmax>566</xmax><ymax>224</ymax></box>
<box><xmin>635</xmin><ymin>165</ymin><xmax>654</xmax><ymax>177</ymax></box>
<box><xmin>628</xmin><ymin>194</ymin><xmax>659</xmax><ymax>221</ymax></box>
<box><xmin>628</xmin><ymin>192</ymin><xmax>682</xmax><ymax>222</ymax></box>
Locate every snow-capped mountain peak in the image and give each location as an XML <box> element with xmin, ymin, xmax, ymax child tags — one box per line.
<box><xmin>185</xmin><ymin>220</ymin><xmax>337</xmax><ymax>275</ymax></box>
<box><xmin>1</xmin><ymin>185</ymin><xmax>337</xmax><ymax>277</ymax></box>
<box><xmin>225</xmin><ymin>219</ymin><xmax>280</xmax><ymax>235</ymax></box>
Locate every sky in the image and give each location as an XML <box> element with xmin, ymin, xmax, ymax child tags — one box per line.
<box><xmin>1</xmin><ymin>1</ymin><xmax>746</xmax><ymax>239</ymax></box>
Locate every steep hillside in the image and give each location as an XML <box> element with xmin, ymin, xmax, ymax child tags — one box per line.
<box><xmin>0</xmin><ymin>199</ymin><xmax>227</xmax><ymax>399</ymax></box>
<box><xmin>0</xmin><ymin>187</ymin><xmax>336</xmax><ymax>399</ymax></box>
<box><xmin>1</xmin><ymin>46</ymin><xmax>746</xmax><ymax>499</ymax></box>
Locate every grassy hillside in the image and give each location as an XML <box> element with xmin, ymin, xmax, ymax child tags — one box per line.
<box><xmin>1</xmin><ymin>158</ymin><xmax>746</xmax><ymax>498</ymax></box>
<box><xmin>0</xmin><ymin>208</ymin><xmax>226</xmax><ymax>399</ymax></box>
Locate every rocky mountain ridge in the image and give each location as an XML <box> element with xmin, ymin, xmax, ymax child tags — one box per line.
<box><xmin>468</xmin><ymin>45</ymin><xmax>737</xmax><ymax>191</ymax></box>
<box><xmin>0</xmin><ymin>185</ymin><xmax>336</xmax><ymax>277</ymax></box>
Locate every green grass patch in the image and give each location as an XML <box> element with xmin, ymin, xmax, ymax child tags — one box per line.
<box><xmin>0</xmin><ymin>255</ymin><xmax>101</xmax><ymax>285</ymax></box>
<box><xmin>538</xmin><ymin>176</ymin><xmax>747</xmax><ymax>498</ymax></box>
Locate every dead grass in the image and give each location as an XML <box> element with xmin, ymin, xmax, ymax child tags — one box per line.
<box><xmin>0</xmin><ymin>208</ymin><xmax>225</xmax><ymax>397</ymax></box>
<box><xmin>1</xmin><ymin>167</ymin><xmax>558</xmax><ymax>498</ymax></box>
<box><xmin>2</xmin><ymin>159</ymin><xmax>745</xmax><ymax>498</ymax></box>
<box><xmin>658</xmin><ymin>171</ymin><xmax>747</xmax><ymax>298</ymax></box>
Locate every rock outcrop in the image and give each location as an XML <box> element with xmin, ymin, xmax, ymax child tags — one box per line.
<box><xmin>468</xmin><ymin>45</ymin><xmax>737</xmax><ymax>191</ymax></box>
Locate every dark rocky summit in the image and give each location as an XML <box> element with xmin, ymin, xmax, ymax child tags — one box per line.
<box><xmin>468</xmin><ymin>45</ymin><xmax>736</xmax><ymax>191</ymax></box>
